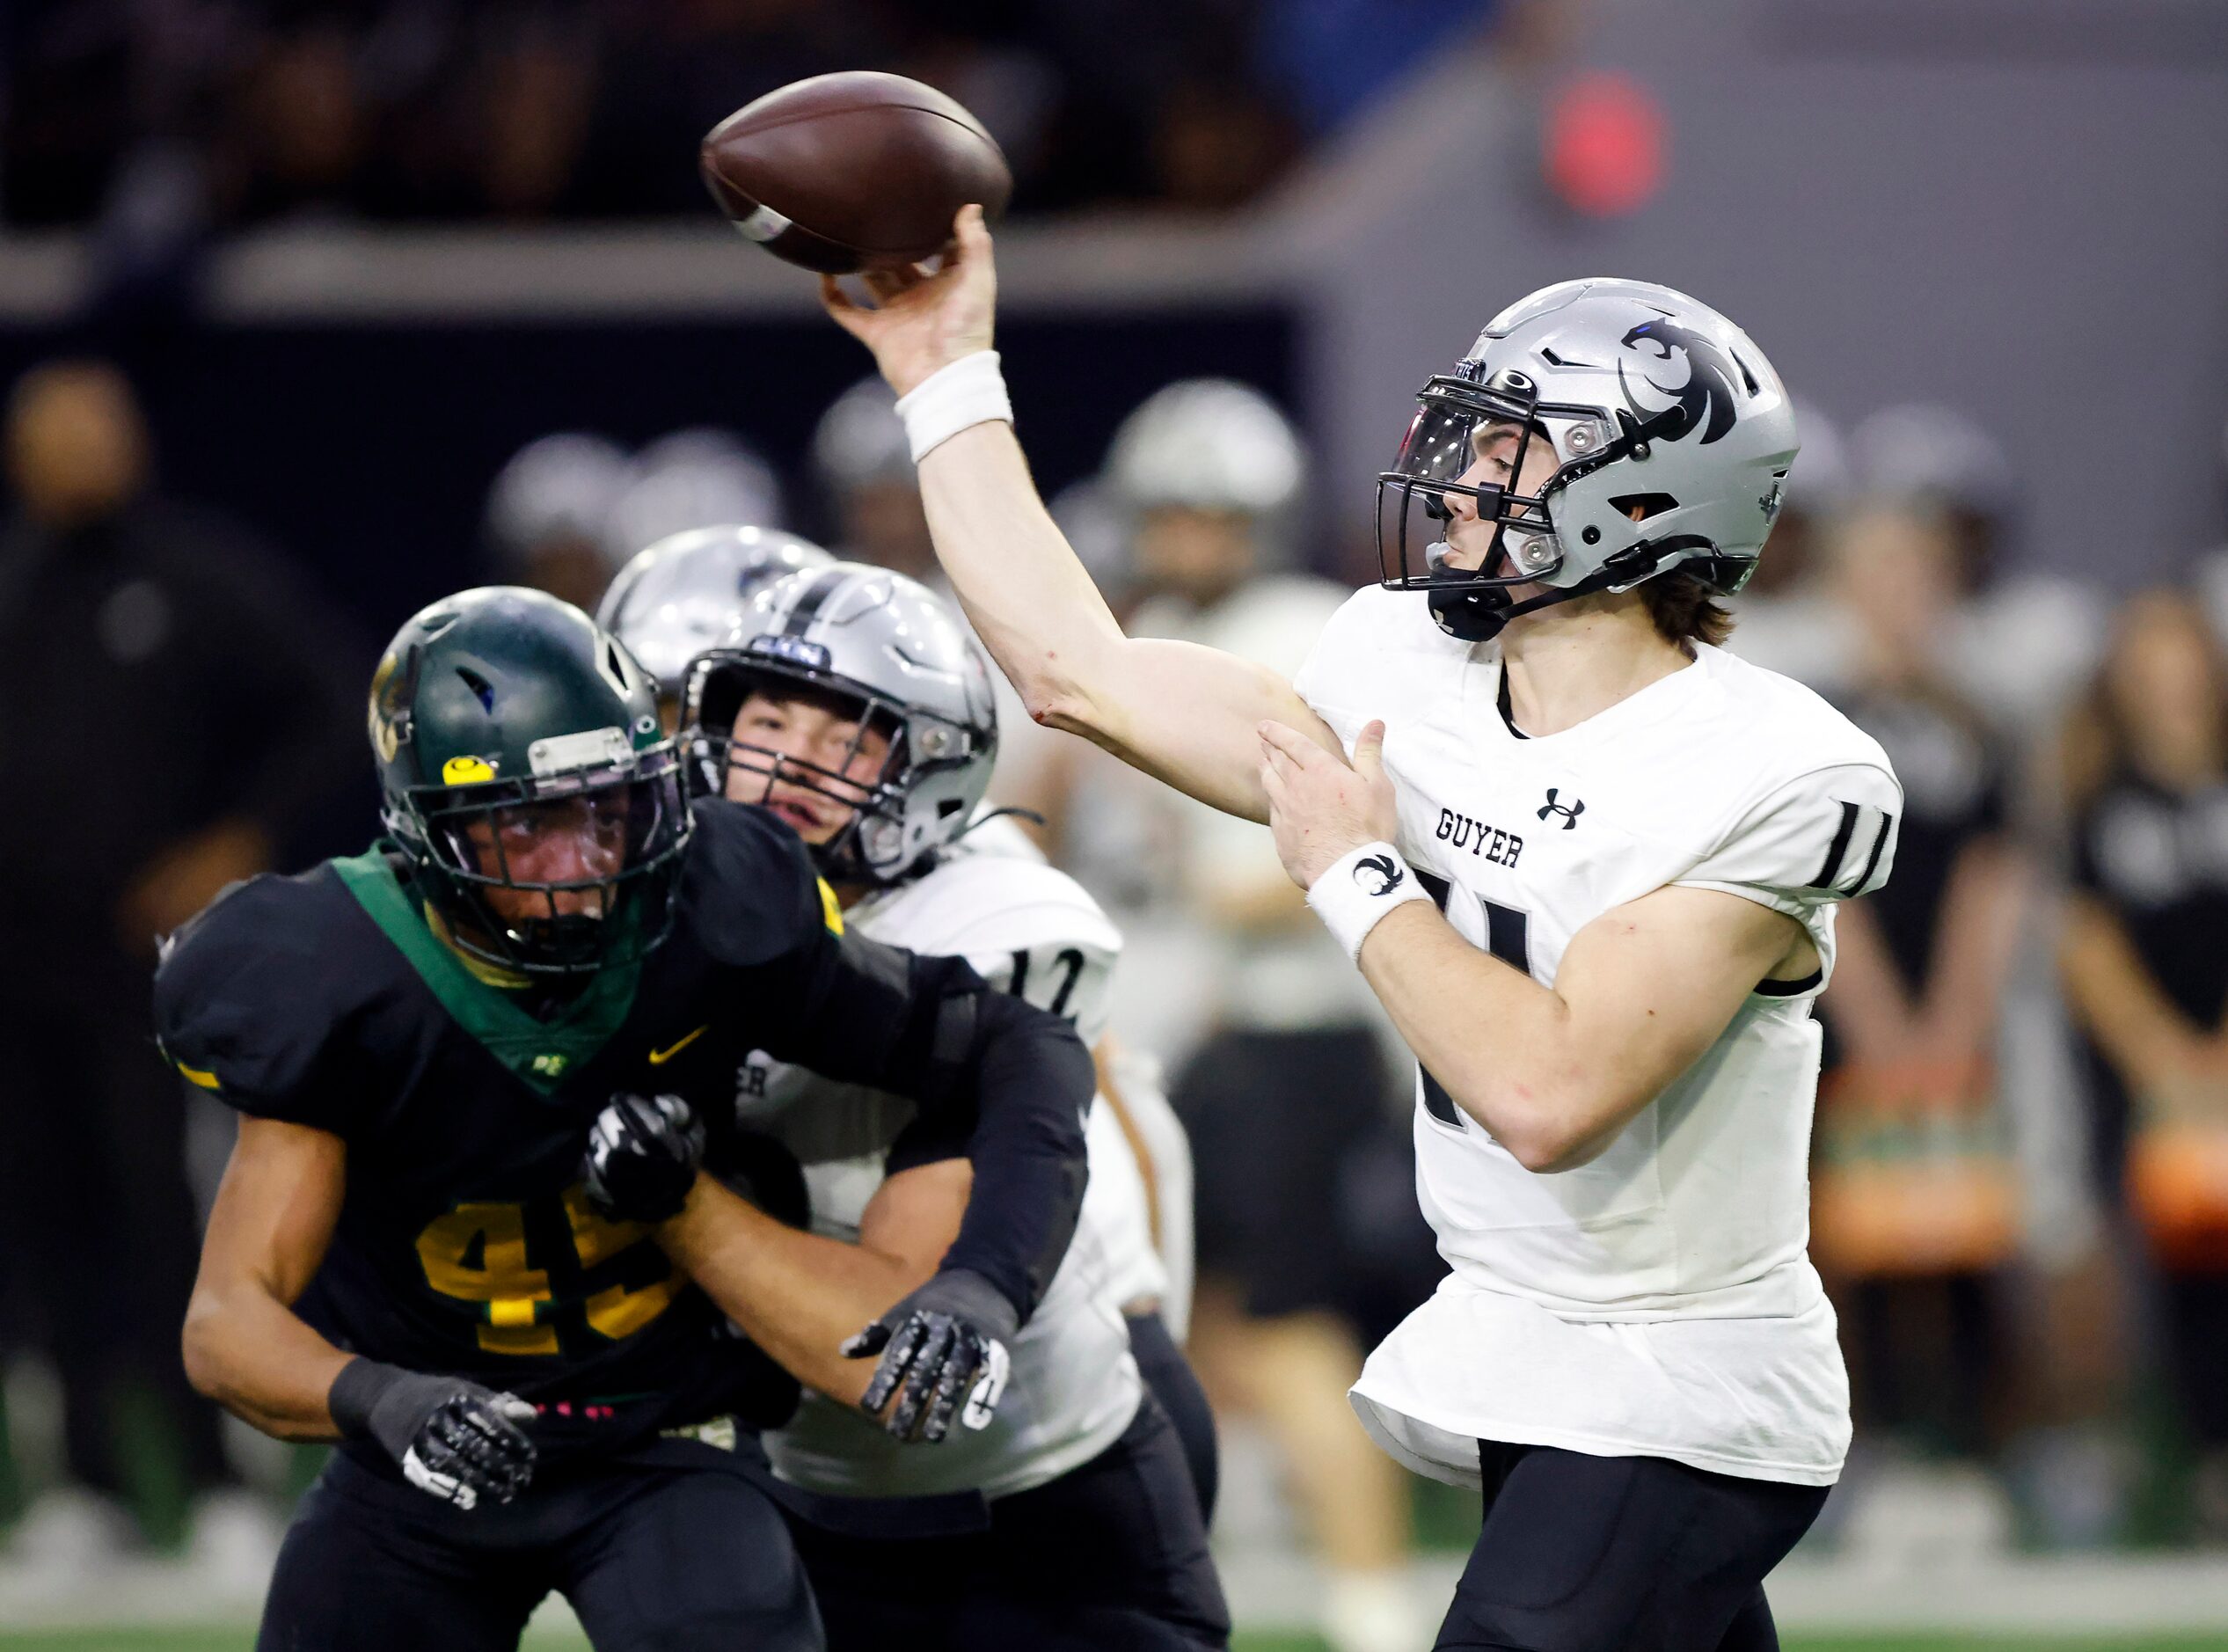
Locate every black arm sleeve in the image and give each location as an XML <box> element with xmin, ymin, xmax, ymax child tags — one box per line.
<box><xmin>887</xmin><ymin>986</ymin><xmax>1095</xmax><ymax>1323</ymax></box>
<box><xmin>762</xmin><ymin>933</ymin><xmax>1091</xmax><ymax>1327</ymax></box>
<box><xmin>688</xmin><ymin>801</ymin><xmax>1094</xmax><ymax>1324</ymax></box>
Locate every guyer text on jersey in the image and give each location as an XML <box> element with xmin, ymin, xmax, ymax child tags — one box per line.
<box><xmin>1435</xmin><ymin>808</ymin><xmax>1525</xmax><ymax>868</ymax></box>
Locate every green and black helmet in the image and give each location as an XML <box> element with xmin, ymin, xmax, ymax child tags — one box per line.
<box><xmin>369</xmin><ymin>586</ymin><xmax>690</xmax><ymax>976</ymax></box>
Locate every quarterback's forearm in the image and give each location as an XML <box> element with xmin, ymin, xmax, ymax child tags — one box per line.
<box><xmin>658</xmin><ymin>1176</ymin><xmax>930</xmax><ymax>1407</ymax></box>
<box><xmin>1357</xmin><ymin>904</ymin><xmax>1610</xmax><ymax>1170</ymax></box>
<box><xmin>1355</xmin><ymin>886</ymin><xmax>1791</xmax><ymax>1172</ymax></box>
<box><xmin>917</xmin><ymin>422</ymin><xmax>1320</xmax><ymax>821</ymax></box>
<box><xmin>916</xmin><ymin>420</ymin><xmax>1126</xmax><ymax>728</ymax></box>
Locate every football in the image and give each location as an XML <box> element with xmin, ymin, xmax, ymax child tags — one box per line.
<box><xmin>700</xmin><ymin>71</ymin><xmax>1012</xmax><ymax>274</ymax></box>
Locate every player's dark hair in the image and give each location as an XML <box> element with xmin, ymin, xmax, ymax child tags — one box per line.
<box><xmin>1641</xmin><ymin>569</ymin><xmax>1735</xmax><ymax>648</ymax></box>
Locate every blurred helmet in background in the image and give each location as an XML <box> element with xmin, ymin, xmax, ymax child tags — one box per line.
<box><xmin>1851</xmin><ymin>402</ymin><xmax>2015</xmax><ymax>591</ymax></box>
<box><xmin>1377</xmin><ymin>276</ymin><xmax>1798</xmax><ymax>642</ymax></box>
<box><xmin>1741</xmin><ymin>398</ymin><xmax>1849</xmax><ymax>598</ymax></box>
<box><xmin>485</xmin><ymin>431</ymin><xmax>636</xmax><ymax>610</ymax></box>
<box><xmin>1105</xmin><ymin>378</ymin><xmax>1304</xmax><ymax>521</ymax></box>
<box><xmin>684</xmin><ymin>563</ymin><xmax>998</xmax><ymax>885</ymax></box>
<box><xmin>604</xmin><ymin>428</ymin><xmax>785</xmax><ymax>562</ymax></box>
<box><xmin>1851</xmin><ymin>403</ymin><xmax>2014</xmax><ymax>519</ymax></box>
<box><xmin>1105</xmin><ymin>379</ymin><xmax>1306</xmax><ymax>605</ymax></box>
<box><xmin>811</xmin><ymin>376</ymin><xmax>937</xmax><ymax>579</ymax></box>
<box><xmin>1784</xmin><ymin>398</ymin><xmax>1852</xmax><ymax>516</ymax></box>
<box><xmin>812</xmin><ymin>376</ymin><xmax>914</xmax><ymax>503</ymax></box>
<box><xmin>596</xmin><ymin>523</ymin><xmax>836</xmax><ymax>697</ymax></box>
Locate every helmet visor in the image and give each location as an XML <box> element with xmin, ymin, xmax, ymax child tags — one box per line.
<box><xmin>1376</xmin><ymin>376</ymin><xmax>1617</xmax><ymax>599</ymax></box>
<box><xmin>415</xmin><ymin>752</ymin><xmax>688</xmax><ymax>974</ymax></box>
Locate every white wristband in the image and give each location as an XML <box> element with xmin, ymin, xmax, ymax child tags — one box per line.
<box><xmin>1306</xmin><ymin>841</ymin><xmax>1430</xmax><ymax>963</ymax></box>
<box><xmin>895</xmin><ymin>350</ymin><xmax>1013</xmax><ymax>463</ymax></box>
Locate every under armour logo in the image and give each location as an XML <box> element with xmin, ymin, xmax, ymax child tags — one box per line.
<box><xmin>1353</xmin><ymin>853</ymin><xmax>1406</xmax><ymax>896</ymax></box>
<box><xmin>1537</xmin><ymin>788</ymin><xmax>1584</xmax><ymax>830</ymax></box>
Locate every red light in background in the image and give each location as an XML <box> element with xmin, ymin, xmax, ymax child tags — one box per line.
<box><xmin>1545</xmin><ymin>72</ymin><xmax>1665</xmax><ymax>218</ymax></box>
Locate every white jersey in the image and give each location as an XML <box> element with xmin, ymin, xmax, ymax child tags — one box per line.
<box><xmin>1294</xmin><ymin>588</ymin><xmax>1902</xmax><ymax>1489</ymax></box>
<box><xmin>741</xmin><ymin>817</ymin><xmax>1153</xmax><ymax>1501</ymax></box>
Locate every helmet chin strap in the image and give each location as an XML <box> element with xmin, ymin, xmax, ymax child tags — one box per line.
<box><xmin>1426</xmin><ymin>538</ymin><xmax>1691</xmax><ymax>643</ymax></box>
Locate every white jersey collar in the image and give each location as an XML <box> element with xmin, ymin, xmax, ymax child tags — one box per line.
<box><xmin>1481</xmin><ymin>641</ymin><xmax>1716</xmax><ymax>753</ymax></box>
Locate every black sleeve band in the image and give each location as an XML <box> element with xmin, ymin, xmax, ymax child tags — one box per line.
<box><xmin>928</xmin><ymin>990</ymin><xmax>1093</xmax><ymax>1326</ymax></box>
<box><xmin>757</xmin><ymin>926</ymin><xmax>1093</xmax><ymax>1327</ymax></box>
<box><xmin>326</xmin><ymin>1356</ymin><xmax>400</xmax><ymax>1440</ymax></box>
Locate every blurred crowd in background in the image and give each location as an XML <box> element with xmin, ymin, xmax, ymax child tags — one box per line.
<box><xmin>1</xmin><ymin>0</ymin><xmax>1504</xmax><ymax>230</ymax></box>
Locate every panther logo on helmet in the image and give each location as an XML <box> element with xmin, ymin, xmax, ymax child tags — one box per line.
<box><xmin>1617</xmin><ymin>318</ymin><xmax>1743</xmax><ymax>446</ymax></box>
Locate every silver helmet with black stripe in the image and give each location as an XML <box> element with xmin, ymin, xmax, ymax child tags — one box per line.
<box><xmin>683</xmin><ymin>563</ymin><xmax>999</xmax><ymax>885</ymax></box>
<box><xmin>596</xmin><ymin>524</ymin><xmax>836</xmax><ymax>695</ymax></box>
<box><xmin>1377</xmin><ymin>277</ymin><xmax>1798</xmax><ymax>642</ymax></box>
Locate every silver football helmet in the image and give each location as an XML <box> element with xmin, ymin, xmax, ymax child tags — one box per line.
<box><xmin>606</xmin><ymin>428</ymin><xmax>785</xmax><ymax>559</ymax></box>
<box><xmin>596</xmin><ymin>525</ymin><xmax>836</xmax><ymax>691</ymax></box>
<box><xmin>1379</xmin><ymin>277</ymin><xmax>1798</xmax><ymax>641</ymax></box>
<box><xmin>683</xmin><ymin>563</ymin><xmax>999</xmax><ymax>885</ymax></box>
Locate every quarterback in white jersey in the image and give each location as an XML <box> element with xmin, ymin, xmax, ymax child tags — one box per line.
<box><xmin>612</xmin><ymin>557</ymin><xmax>1226</xmax><ymax>1650</ymax></box>
<box><xmin>825</xmin><ymin>209</ymin><xmax>1902</xmax><ymax>1650</ymax></box>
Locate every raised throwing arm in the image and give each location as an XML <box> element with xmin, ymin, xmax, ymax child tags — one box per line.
<box><xmin>820</xmin><ymin>206</ymin><xmax>1339</xmax><ymax>822</ymax></box>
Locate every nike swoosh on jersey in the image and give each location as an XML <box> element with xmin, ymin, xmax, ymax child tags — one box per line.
<box><xmin>647</xmin><ymin>1025</ymin><xmax>709</xmax><ymax>1065</ymax></box>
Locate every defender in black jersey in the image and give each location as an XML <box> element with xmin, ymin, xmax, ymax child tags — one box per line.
<box><xmin>157</xmin><ymin>587</ymin><xmax>1092</xmax><ymax>1651</ymax></box>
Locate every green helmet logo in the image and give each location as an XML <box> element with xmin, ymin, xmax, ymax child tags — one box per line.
<box><xmin>369</xmin><ymin>587</ymin><xmax>690</xmax><ymax>976</ymax></box>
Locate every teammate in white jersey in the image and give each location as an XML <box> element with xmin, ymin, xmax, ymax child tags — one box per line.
<box><xmin>610</xmin><ymin>558</ymin><xmax>1225</xmax><ymax>1649</ymax></box>
<box><xmin>601</xmin><ymin>523</ymin><xmax>1211</xmax><ymax>1494</ymax></box>
<box><xmin>822</xmin><ymin>209</ymin><xmax>1904</xmax><ymax>1650</ymax></box>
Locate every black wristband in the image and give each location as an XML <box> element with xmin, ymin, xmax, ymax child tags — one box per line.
<box><xmin>326</xmin><ymin>1356</ymin><xmax>403</xmax><ymax>1440</ymax></box>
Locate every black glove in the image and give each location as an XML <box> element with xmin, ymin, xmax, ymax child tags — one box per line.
<box><xmin>327</xmin><ymin>1358</ymin><xmax>537</xmax><ymax>1510</ymax></box>
<box><xmin>842</xmin><ymin>1268</ymin><xmax>1018</xmax><ymax>1444</ymax></box>
<box><xmin>583</xmin><ymin>1093</ymin><xmax>705</xmax><ymax>1223</ymax></box>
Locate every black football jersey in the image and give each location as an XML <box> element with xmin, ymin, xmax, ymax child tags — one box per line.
<box><xmin>154</xmin><ymin>799</ymin><xmax>1077</xmax><ymax>1464</ymax></box>
<box><xmin>2071</xmin><ymin>769</ymin><xmax>2228</xmax><ymax>1027</ymax></box>
<box><xmin>1833</xmin><ymin>685</ymin><xmax>2009</xmax><ymax>996</ymax></box>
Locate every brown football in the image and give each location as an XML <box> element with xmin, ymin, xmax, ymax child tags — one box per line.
<box><xmin>701</xmin><ymin>72</ymin><xmax>1012</xmax><ymax>274</ymax></box>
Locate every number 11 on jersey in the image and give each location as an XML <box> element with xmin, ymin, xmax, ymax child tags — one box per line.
<box><xmin>1414</xmin><ymin>870</ymin><xmax>1532</xmax><ymax>1130</ymax></box>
